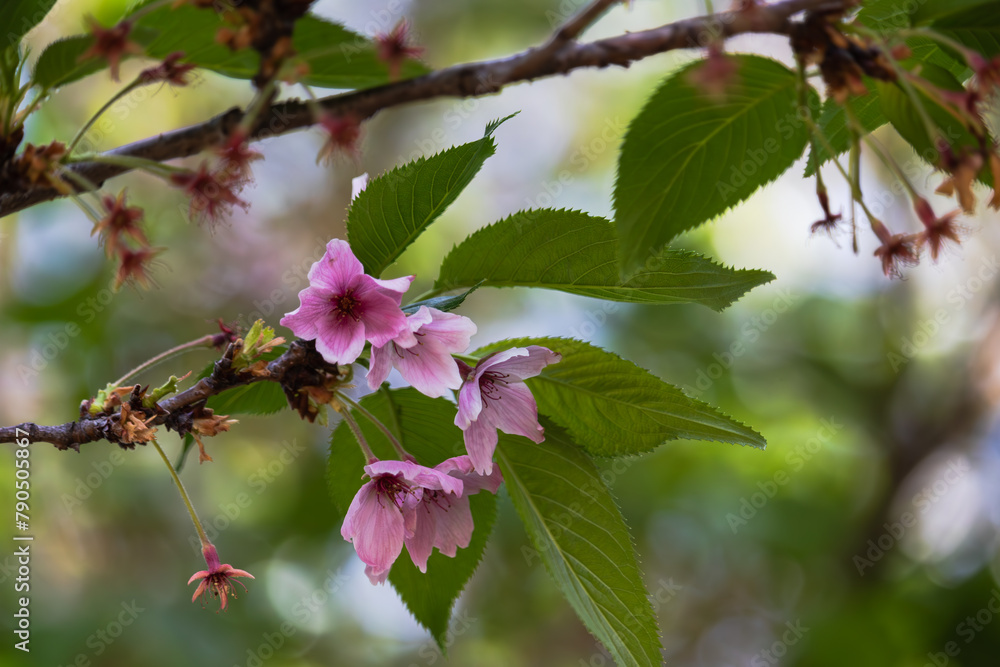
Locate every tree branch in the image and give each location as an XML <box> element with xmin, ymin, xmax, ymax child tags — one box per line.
<box><xmin>0</xmin><ymin>339</ymin><xmax>340</xmax><ymax>449</ymax></box>
<box><xmin>0</xmin><ymin>0</ymin><xmax>847</xmax><ymax>218</ymax></box>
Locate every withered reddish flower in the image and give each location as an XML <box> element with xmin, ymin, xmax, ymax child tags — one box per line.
<box><xmin>216</xmin><ymin>129</ymin><xmax>262</xmax><ymax>189</ymax></box>
<box><xmin>970</xmin><ymin>53</ymin><xmax>1000</xmax><ymax>95</ymax></box>
<box><xmin>686</xmin><ymin>43</ymin><xmax>740</xmax><ymax>100</ymax></box>
<box><xmin>94</xmin><ymin>191</ymin><xmax>147</xmax><ymax>257</ymax></box>
<box><xmin>936</xmin><ymin>151</ymin><xmax>982</xmax><ymax>214</ymax></box>
<box><xmin>115</xmin><ymin>246</ymin><xmax>165</xmax><ymax>290</ymax></box>
<box><xmin>170</xmin><ymin>162</ymin><xmax>249</xmax><ymax>226</ymax></box>
<box><xmin>188</xmin><ymin>543</ymin><xmax>254</xmax><ymax>612</ymax></box>
<box><xmin>138</xmin><ymin>51</ymin><xmax>197</xmax><ymax>86</ymax></box>
<box><xmin>79</xmin><ymin>17</ymin><xmax>143</xmax><ymax>82</ymax></box>
<box><xmin>317</xmin><ymin>114</ymin><xmax>362</xmax><ymax>163</ymax></box>
<box><xmin>913</xmin><ymin>198</ymin><xmax>964</xmax><ymax>261</ymax></box>
<box><xmin>872</xmin><ymin>220</ymin><xmax>920</xmax><ymax>278</ymax></box>
<box><xmin>375</xmin><ymin>21</ymin><xmax>424</xmax><ymax>81</ymax></box>
<box><xmin>17</xmin><ymin>141</ymin><xmax>69</xmax><ymax>191</ymax></box>
<box><xmin>809</xmin><ymin>185</ymin><xmax>842</xmax><ymax>238</ymax></box>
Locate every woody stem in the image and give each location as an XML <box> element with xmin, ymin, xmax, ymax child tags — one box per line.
<box><xmin>150</xmin><ymin>438</ymin><xmax>211</xmax><ymax>548</ymax></box>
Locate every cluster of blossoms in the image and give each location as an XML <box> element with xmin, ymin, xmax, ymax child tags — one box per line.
<box><xmin>280</xmin><ymin>239</ymin><xmax>560</xmax><ymax>582</ymax></box>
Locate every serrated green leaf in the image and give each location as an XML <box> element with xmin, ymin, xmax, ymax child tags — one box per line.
<box><xmin>436</xmin><ymin>208</ymin><xmax>772</xmax><ymax>312</ymax></box>
<box><xmin>854</xmin><ymin>0</ymin><xmax>912</xmax><ymax>33</ymax></box>
<box><xmin>348</xmin><ymin>116</ymin><xmax>515</xmax><ymax>277</ymax></box>
<box><xmin>498</xmin><ymin>422</ymin><xmax>662</xmax><ymax>667</ymax></box>
<box><xmin>327</xmin><ymin>388</ymin><xmax>497</xmax><ymax>648</ymax></box>
<box><xmin>475</xmin><ymin>337</ymin><xmax>765</xmax><ymax>456</ymax></box>
<box><xmin>928</xmin><ymin>3</ymin><xmax>1000</xmax><ymax>59</ymax></box>
<box><xmin>1</xmin><ymin>0</ymin><xmax>58</xmax><ymax>45</ymax></box>
<box><xmin>403</xmin><ymin>283</ymin><xmax>482</xmax><ymax>314</ymax></box>
<box><xmin>876</xmin><ymin>62</ymin><xmax>990</xmax><ymax>182</ymax></box>
<box><xmin>614</xmin><ymin>55</ymin><xmax>813</xmax><ymax>278</ymax></box>
<box><xmin>804</xmin><ymin>92</ymin><xmax>887</xmax><ymax>177</ymax></box>
<box><xmin>206</xmin><ymin>381</ymin><xmax>287</xmax><ymax>416</ymax></box>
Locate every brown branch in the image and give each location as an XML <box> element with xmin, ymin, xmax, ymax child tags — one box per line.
<box><xmin>0</xmin><ymin>0</ymin><xmax>848</xmax><ymax>218</ymax></box>
<box><xmin>0</xmin><ymin>339</ymin><xmax>340</xmax><ymax>449</ymax></box>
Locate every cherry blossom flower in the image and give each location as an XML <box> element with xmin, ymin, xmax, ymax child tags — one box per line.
<box><xmin>367</xmin><ymin>306</ymin><xmax>477</xmax><ymax>398</ymax></box>
<box><xmin>188</xmin><ymin>543</ymin><xmax>254</xmax><ymax>612</ymax></box>
<box><xmin>341</xmin><ymin>459</ymin><xmax>463</xmax><ymax>584</ymax></box>
<box><xmin>280</xmin><ymin>239</ymin><xmax>413</xmax><ymax>365</ymax></box>
<box><xmin>405</xmin><ymin>455</ymin><xmax>503</xmax><ymax>572</ymax></box>
<box><xmin>872</xmin><ymin>219</ymin><xmax>920</xmax><ymax>279</ymax></box>
<box><xmin>114</xmin><ymin>246</ymin><xmax>165</xmax><ymax>290</ymax></box>
<box><xmin>216</xmin><ymin>129</ymin><xmax>262</xmax><ymax>190</ymax></box>
<box><xmin>79</xmin><ymin>17</ymin><xmax>143</xmax><ymax>82</ymax></box>
<box><xmin>455</xmin><ymin>346</ymin><xmax>561</xmax><ymax>475</ymax></box>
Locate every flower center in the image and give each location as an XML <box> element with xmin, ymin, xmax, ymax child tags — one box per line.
<box><xmin>372</xmin><ymin>474</ymin><xmax>412</xmax><ymax>509</ymax></box>
<box><xmin>480</xmin><ymin>371</ymin><xmax>510</xmax><ymax>403</ymax></box>
<box><xmin>333</xmin><ymin>292</ymin><xmax>362</xmax><ymax>321</ymax></box>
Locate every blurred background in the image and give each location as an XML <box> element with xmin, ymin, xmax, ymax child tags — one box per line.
<box><xmin>3</xmin><ymin>0</ymin><xmax>1000</xmax><ymax>665</ymax></box>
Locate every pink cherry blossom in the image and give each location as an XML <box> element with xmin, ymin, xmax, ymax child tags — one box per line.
<box><xmin>405</xmin><ymin>455</ymin><xmax>503</xmax><ymax>572</ymax></box>
<box><xmin>455</xmin><ymin>346</ymin><xmax>561</xmax><ymax>475</ymax></box>
<box><xmin>280</xmin><ymin>239</ymin><xmax>414</xmax><ymax>365</ymax></box>
<box><xmin>341</xmin><ymin>459</ymin><xmax>463</xmax><ymax>584</ymax></box>
<box><xmin>188</xmin><ymin>543</ymin><xmax>254</xmax><ymax>612</ymax></box>
<box><xmin>367</xmin><ymin>306</ymin><xmax>477</xmax><ymax>398</ymax></box>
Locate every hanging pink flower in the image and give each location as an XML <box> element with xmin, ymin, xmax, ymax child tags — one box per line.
<box><xmin>188</xmin><ymin>543</ymin><xmax>254</xmax><ymax>612</ymax></box>
<box><xmin>341</xmin><ymin>459</ymin><xmax>463</xmax><ymax>584</ymax></box>
<box><xmin>455</xmin><ymin>346</ymin><xmax>561</xmax><ymax>475</ymax></box>
<box><xmin>280</xmin><ymin>239</ymin><xmax>413</xmax><ymax>365</ymax></box>
<box><xmin>366</xmin><ymin>306</ymin><xmax>477</xmax><ymax>398</ymax></box>
<box><xmin>405</xmin><ymin>455</ymin><xmax>503</xmax><ymax>572</ymax></box>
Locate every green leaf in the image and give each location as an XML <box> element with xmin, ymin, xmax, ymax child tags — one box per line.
<box><xmin>804</xmin><ymin>92</ymin><xmax>887</xmax><ymax>177</ymax></box>
<box><xmin>912</xmin><ymin>0</ymin><xmax>997</xmax><ymax>25</ymax></box>
<box><xmin>475</xmin><ymin>337</ymin><xmax>766</xmax><ymax>457</ymax></box>
<box><xmin>876</xmin><ymin>62</ymin><xmax>986</xmax><ymax>177</ymax></box>
<box><xmin>1</xmin><ymin>0</ymin><xmax>58</xmax><ymax>45</ymax></box>
<box><xmin>614</xmin><ymin>55</ymin><xmax>814</xmax><ymax>277</ymax></box>
<box><xmin>348</xmin><ymin>115</ymin><xmax>516</xmax><ymax>277</ymax></box>
<box><xmin>206</xmin><ymin>381</ymin><xmax>288</xmax><ymax>416</ymax></box>
<box><xmin>928</xmin><ymin>3</ymin><xmax>1000</xmax><ymax>59</ymax></box>
<box><xmin>327</xmin><ymin>388</ymin><xmax>497</xmax><ymax>647</ymax></box>
<box><xmin>403</xmin><ymin>283</ymin><xmax>482</xmax><ymax>315</ymax></box>
<box><xmin>498</xmin><ymin>422</ymin><xmax>662</xmax><ymax>667</ymax></box>
<box><xmin>436</xmin><ymin>209</ymin><xmax>773</xmax><ymax>311</ymax></box>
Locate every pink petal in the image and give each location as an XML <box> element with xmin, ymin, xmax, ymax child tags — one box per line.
<box><xmin>431</xmin><ymin>494</ymin><xmax>474</xmax><ymax>557</ymax></box>
<box><xmin>341</xmin><ymin>481</ymin><xmax>406</xmax><ymax>573</ymax></box>
<box><xmin>420</xmin><ymin>309</ymin><xmax>476</xmax><ymax>353</ymax></box>
<box><xmin>365</xmin><ymin>564</ymin><xmax>391</xmax><ymax>585</ymax></box>
<box><xmin>371</xmin><ymin>274</ymin><xmax>415</xmax><ymax>298</ymax></box>
<box><xmin>436</xmin><ymin>456</ymin><xmax>503</xmax><ymax>495</ymax></box>
<box><xmin>314</xmin><ymin>315</ymin><xmax>366</xmax><ymax>365</ymax></box>
<box><xmin>187</xmin><ymin>570</ymin><xmax>209</xmax><ymax>585</ymax></box>
<box><xmin>404</xmin><ymin>503</ymin><xmax>437</xmax><ymax>573</ymax></box>
<box><xmin>455</xmin><ymin>378</ymin><xmax>484</xmax><ymax>429</ymax></box>
<box><xmin>279</xmin><ymin>286</ymin><xmax>334</xmax><ymax>340</ymax></box>
<box><xmin>488</xmin><ymin>382</ymin><xmax>545</xmax><ymax>443</ymax></box>
<box><xmin>309</xmin><ymin>239</ymin><xmax>365</xmax><ymax>293</ymax></box>
<box><xmin>366</xmin><ymin>342</ymin><xmax>394</xmax><ymax>390</ymax></box>
<box><xmin>487</xmin><ymin>346</ymin><xmax>561</xmax><ymax>381</ymax></box>
<box><xmin>394</xmin><ymin>339</ymin><xmax>462</xmax><ymax>398</ymax></box>
<box><xmin>462</xmin><ymin>417</ymin><xmax>499</xmax><ymax>475</ymax></box>
<box><xmin>365</xmin><ymin>460</ymin><xmax>463</xmax><ymax>496</ymax></box>
<box><xmin>352</xmin><ymin>280</ymin><xmax>409</xmax><ymax>347</ymax></box>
